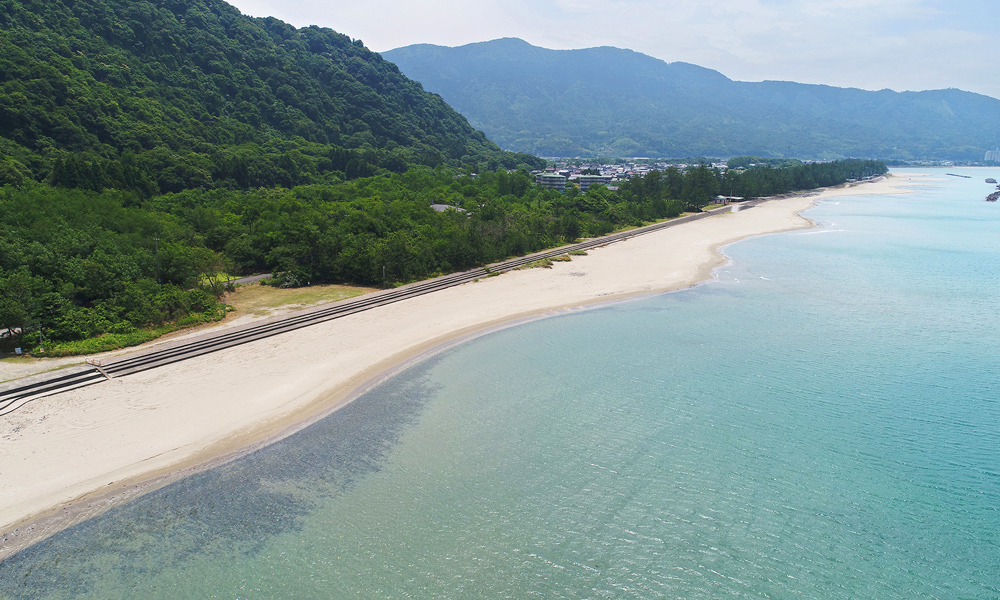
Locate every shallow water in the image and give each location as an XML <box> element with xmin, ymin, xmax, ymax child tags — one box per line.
<box><xmin>2</xmin><ymin>169</ymin><xmax>999</xmax><ymax>599</ymax></box>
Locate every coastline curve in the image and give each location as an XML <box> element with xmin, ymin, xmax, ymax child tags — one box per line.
<box><xmin>0</xmin><ymin>175</ymin><xmax>914</xmax><ymax>560</ymax></box>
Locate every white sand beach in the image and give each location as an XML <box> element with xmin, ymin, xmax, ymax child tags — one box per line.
<box><xmin>0</xmin><ymin>175</ymin><xmax>919</xmax><ymax>558</ymax></box>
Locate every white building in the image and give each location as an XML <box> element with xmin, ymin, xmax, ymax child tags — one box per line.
<box><xmin>577</xmin><ymin>175</ymin><xmax>613</xmax><ymax>191</ymax></box>
<box><xmin>536</xmin><ymin>173</ymin><xmax>567</xmax><ymax>192</ymax></box>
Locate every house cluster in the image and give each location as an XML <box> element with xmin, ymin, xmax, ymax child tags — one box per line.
<box><xmin>532</xmin><ymin>161</ymin><xmax>730</xmax><ymax>192</ymax></box>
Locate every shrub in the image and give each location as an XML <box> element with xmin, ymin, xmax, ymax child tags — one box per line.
<box><xmin>516</xmin><ymin>258</ymin><xmax>554</xmax><ymax>270</ymax></box>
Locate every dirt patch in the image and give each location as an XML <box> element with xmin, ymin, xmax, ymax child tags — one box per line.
<box><xmin>223</xmin><ymin>283</ymin><xmax>379</xmax><ymax>318</ymax></box>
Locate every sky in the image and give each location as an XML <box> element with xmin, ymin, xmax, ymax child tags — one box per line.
<box><xmin>227</xmin><ymin>0</ymin><xmax>999</xmax><ymax>100</ymax></box>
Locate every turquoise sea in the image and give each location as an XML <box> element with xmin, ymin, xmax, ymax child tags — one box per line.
<box><xmin>1</xmin><ymin>169</ymin><xmax>999</xmax><ymax>599</ymax></box>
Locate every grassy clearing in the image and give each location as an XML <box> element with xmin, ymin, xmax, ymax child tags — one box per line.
<box><xmin>551</xmin><ymin>254</ymin><xmax>572</xmax><ymax>262</ymax></box>
<box><xmin>225</xmin><ymin>282</ymin><xmax>377</xmax><ymax>317</ymax></box>
<box><xmin>198</xmin><ymin>272</ymin><xmax>239</xmax><ymax>286</ymax></box>
<box><xmin>569</xmin><ymin>250</ymin><xmax>588</xmax><ymax>256</ymax></box>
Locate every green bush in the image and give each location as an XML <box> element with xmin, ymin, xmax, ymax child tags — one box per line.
<box><xmin>44</xmin><ymin>330</ymin><xmax>158</xmax><ymax>357</ymax></box>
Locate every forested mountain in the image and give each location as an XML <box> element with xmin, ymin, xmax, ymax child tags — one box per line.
<box><xmin>0</xmin><ymin>0</ymin><xmax>885</xmax><ymax>358</ymax></box>
<box><xmin>0</xmin><ymin>0</ymin><xmax>542</xmax><ymax>193</ymax></box>
<box><xmin>383</xmin><ymin>38</ymin><xmax>1000</xmax><ymax>161</ymax></box>
<box><xmin>0</xmin><ymin>0</ymin><xmax>547</xmax><ymax>356</ymax></box>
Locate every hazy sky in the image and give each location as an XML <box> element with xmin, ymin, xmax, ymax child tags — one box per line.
<box><xmin>227</xmin><ymin>0</ymin><xmax>999</xmax><ymax>100</ymax></box>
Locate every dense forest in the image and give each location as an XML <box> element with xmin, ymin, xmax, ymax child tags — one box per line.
<box><xmin>0</xmin><ymin>159</ymin><xmax>886</xmax><ymax>355</ymax></box>
<box><xmin>0</xmin><ymin>0</ymin><xmax>888</xmax><ymax>357</ymax></box>
<box><xmin>0</xmin><ymin>0</ymin><xmax>542</xmax><ymax>194</ymax></box>
<box><xmin>0</xmin><ymin>0</ymin><xmax>538</xmax><ymax>355</ymax></box>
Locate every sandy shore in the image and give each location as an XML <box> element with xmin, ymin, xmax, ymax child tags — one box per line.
<box><xmin>0</xmin><ymin>174</ymin><xmax>919</xmax><ymax>558</ymax></box>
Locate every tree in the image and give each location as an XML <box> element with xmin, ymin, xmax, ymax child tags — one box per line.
<box><xmin>0</xmin><ymin>270</ymin><xmax>38</xmax><ymax>338</ymax></box>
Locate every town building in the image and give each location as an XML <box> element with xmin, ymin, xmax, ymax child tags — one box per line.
<box><xmin>577</xmin><ymin>175</ymin><xmax>613</xmax><ymax>191</ymax></box>
<box><xmin>535</xmin><ymin>173</ymin><xmax>567</xmax><ymax>192</ymax></box>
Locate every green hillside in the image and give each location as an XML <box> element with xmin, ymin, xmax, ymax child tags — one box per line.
<box><xmin>0</xmin><ymin>1</ymin><xmax>885</xmax><ymax>358</ymax></box>
<box><xmin>0</xmin><ymin>0</ymin><xmax>549</xmax><ymax>356</ymax></box>
<box><xmin>0</xmin><ymin>0</ymin><xmax>541</xmax><ymax>192</ymax></box>
<box><xmin>383</xmin><ymin>38</ymin><xmax>1000</xmax><ymax>161</ymax></box>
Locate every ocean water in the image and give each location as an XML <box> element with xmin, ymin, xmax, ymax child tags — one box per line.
<box><xmin>2</xmin><ymin>169</ymin><xmax>999</xmax><ymax>599</ymax></box>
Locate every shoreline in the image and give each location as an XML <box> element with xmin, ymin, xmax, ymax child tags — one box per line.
<box><xmin>0</xmin><ymin>174</ymin><xmax>920</xmax><ymax>560</ymax></box>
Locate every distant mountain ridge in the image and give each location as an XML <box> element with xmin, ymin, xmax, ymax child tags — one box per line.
<box><xmin>382</xmin><ymin>38</ymin><xmax>1000</xmax><ymax>160</ymax></box>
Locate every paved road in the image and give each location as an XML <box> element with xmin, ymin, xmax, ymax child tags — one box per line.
<box><xmin>226</xmin><ymin>273</ymin><xmax>272</xmax><ymax>286</ymax></box>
